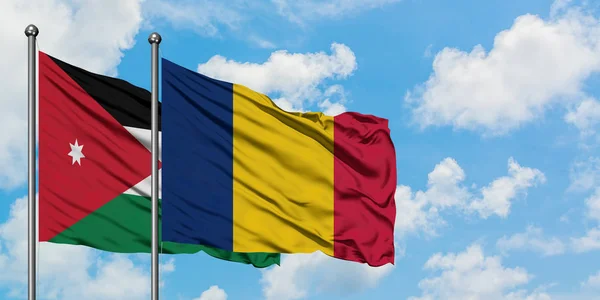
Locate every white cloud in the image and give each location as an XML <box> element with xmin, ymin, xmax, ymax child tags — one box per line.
<box><xmin>569</xmin><ymin>157</ymin><xmax>600</xmax><ymax>192</ymax></box>
<box><xmin>565</xmin><ymin>98</ymin><xmax>600</xmax><ymax>138</ymax></box>
<box><xmin>0</xmin><ymin>195</ymin><xmax>166</xmax><ymax>299</ymax></box>
<box><xmin>468</xmin><ymin>158</ymin><xmax>546</xmax><ymax>218</ymax></box>
<box><xmin>571</xmin><ymin>228</ymin><xmax>600</xmax><ymax>253</ymax></box>
<box><xmin>394</xmin><ymin>157</ymin><xmax>467</xmax><ymax>238</ymax></box>
<box><xmin>318</xmin><ymin>99</ymin><xmax>346</xmax><ymax>116</ymax></box>
<box><xmin>581</xmin><ymin>270</ymin><xmax>600</xmax><ymax>289</ymax></box>
<box><xmin>409</xmin><ymin>244</ymin><xmax>550</xmax><ymax>300</ymax></box>
<box><xmin>143</xmin><ymin>0</ymin><xmax>244</xmax><ymax>37</ymax></box>
<box><xmin>396</xmin><ymin>157</ymin><xmax>545</xmax><ymax>238</ymax></box>
<box><xmin>194</xmin><ymin>285</ymin><xmax>228</xmax><ymax>300</ymax></box>
<box><xmin>143</xmin><ymin>0</ymin><xmax>399</xmax><ymax>46</ymax></box>
<box><xmin>317</xmin><ymin>85</ymin><xmax>348</xmax><ymax>116</ymax></box>
<box><xmin>394</xmin><ymin>185</ymin><xmax>445</xmax><ymax>238</ymax></box>
<box><xmin>496</xmin><ymin>226</ymin><xmax>566</xmax><ymax>257</ymax></box>
<box><xmin>272</xmin><ymin>0</ymin><xmax>401</xmax><ymax>24</ymax></box>
<box><xmin>405</xmin><ymin>4</ymin><xmax>600</xmax><ymax>135</ymax></box>
<box><xmin>0</xmin><ymin>0</ymin><xmax>144</xmax><ymax>189</ymax></box>
<box><xmin>75</xmin><ymin>255</ymin><xmax>150</xmax><ymax>300</ymax></box>
<box><xmin>504</xmin><ymin>289</ymin><xmax>553</xmax><ymax>300</ymax></box>
<box><xmin>550</xmin><ymin>0</ymin><xmax>574</xmax><ymax>17</ymax></box>
<box><xmin>584</xmin><ymin>188</ymin><xmax>600</xmax><ymax>222</ymax></box>
<box><xmin>248</xmin><ymin>35</ymin><xmax>277</xmax><ymax>49</ymax></box>
<box><xmin>424</xmin><ymin>44</ymin><xmax>434</xmax><ymax>58</ymax></box>
<box><xmin>570</xmin><ymin>187</ymin><xmax>600</xmax><ymax>253</ymax></box>
<box><xmin>544</xmin><ymin>270</ymin><xmax>600</xmax><ymax>299</ymax></box>
<box><xmin>260</xmin><ymin>252</ymin><xmax>394</xmax><ymax>300</ymax></box>
<box><xmin>197</xmin><ymin>43</ymin><xmax>356</xmax><ymax>113</ymax></box>
<box><xmin>419</xmin><ymin>157</ymin><xmax>470</xmax><ymax>209</ymax></box>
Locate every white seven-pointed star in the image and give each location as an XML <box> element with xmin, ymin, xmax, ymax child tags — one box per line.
<box><xmin>68</xmin><ymin>139</ymin><xmax>85</xmax><ymax>166</ymax></box>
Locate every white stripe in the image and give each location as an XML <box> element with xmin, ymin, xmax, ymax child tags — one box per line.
<box><xmin>123</xmin><ymin>169</ymin><xmax>161</xmax><ymax>198</ymax></box>
<box><xmin>124</xmin><ymin>126</ymin><xmax>162</xmax><ymax>198</ymax></box>
<box><xmin>125</xmin><ymin>126</ymin><xmax>162</xmax><ymax>161</ymax></box>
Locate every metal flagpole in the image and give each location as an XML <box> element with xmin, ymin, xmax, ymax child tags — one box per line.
<box><xmin>148</xmin><ymin>32</ymin><xmax>162</xmax><ymax>300</ymax></box>
<box><xmin>25</xmin><ymin>24</ymin><xmax>39</xmax><ymax>300</ymax></box>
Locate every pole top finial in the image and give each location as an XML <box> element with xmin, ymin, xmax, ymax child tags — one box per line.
<box><xmin>148</xmin><ymin>32</ymin><xmax>162</xmax><ymax>45</ymax></box>
<box><xmin>24</xmin><ymin>24</ymin><xmax>39</xmax><ymax>37</ymax></box>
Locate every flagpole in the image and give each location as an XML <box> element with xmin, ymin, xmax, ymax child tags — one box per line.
<box><xmin>148</xmin><ymin>32</ymin><xmax>162</xmax><ymax>300</ymax></box>
<box><xmin>25</xmin><ymin>24</ymin><xmax>39</xmax><ymax>300</ymax></box>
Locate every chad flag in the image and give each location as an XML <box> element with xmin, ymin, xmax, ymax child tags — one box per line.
<box><xmin>38</xmin><ymin>52</ymin><xmax>279</xmax><ymax>268</ymax></box>
<box><xmin>161</xmin><ymin>58</ymin><xmax>397</xmax><ymax>267</ymax></box>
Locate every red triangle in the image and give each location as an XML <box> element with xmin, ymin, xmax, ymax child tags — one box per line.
<box><xmin>38</xmin><ymin>52</ymin><xmax>159</xmax><ymax>241</ymax></box>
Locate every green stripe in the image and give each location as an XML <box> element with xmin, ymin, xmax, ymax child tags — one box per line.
<box><xmin>49</xmin><ymin>194</ymin><xmax>280</xmax><ymax>268</ymax></box>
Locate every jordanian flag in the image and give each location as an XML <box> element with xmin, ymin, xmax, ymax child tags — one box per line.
<box><xmin>38</xmin><ymin>51</ymin><xmax>280</xmax><ymax>268</ymax></box>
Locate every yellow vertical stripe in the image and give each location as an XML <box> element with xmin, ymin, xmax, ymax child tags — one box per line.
<box><xmin>232</xmin><ymin>84</ymin><xmax>335</xmax><ymax>255</ymax></box>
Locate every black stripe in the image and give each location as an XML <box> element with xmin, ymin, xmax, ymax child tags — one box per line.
<box><xmin>48</xmin><ymin>55</ymin><xmax>161</xmax><ymax>130</ymax></box>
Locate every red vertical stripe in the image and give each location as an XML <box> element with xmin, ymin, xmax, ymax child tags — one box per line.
<box><xmin>333</xmin><ymin>112</ymin><xmax>397</xmax><ymax>266</ymax></box>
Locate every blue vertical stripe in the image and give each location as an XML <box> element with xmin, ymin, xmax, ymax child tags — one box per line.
<box><xmin>161</xmin><ymin>58</ymin><xmax>234</xmax><ymax>251</ymax></box>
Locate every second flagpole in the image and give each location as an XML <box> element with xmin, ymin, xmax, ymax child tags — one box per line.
<box><xmin>149</xmin><ymin>32</ymin><xmax>162</xmax><ymax>300</ymax></box>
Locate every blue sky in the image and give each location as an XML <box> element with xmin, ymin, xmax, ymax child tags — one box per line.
<box><xmin>1</xmin><ymin>0</ymin><xmax>600</xmax><ymax>299</ymax></box>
